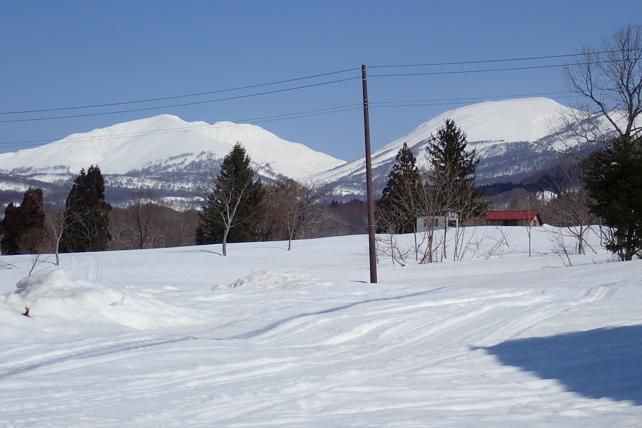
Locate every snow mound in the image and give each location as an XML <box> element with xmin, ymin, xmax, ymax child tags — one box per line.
<box><xmin>10</xmin><ymin>269</ymin><xmax>202</xmax><ymax>330</ymax></box>
<box><xmin>224</xmin><ymin>271</ymin><xmax>330</xmax><ymax>290</ymax></box>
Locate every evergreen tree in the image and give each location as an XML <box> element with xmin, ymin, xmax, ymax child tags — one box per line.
<box><xmin>584</xmin><ymin>137</ymin><xmax>642</xmax><ymax>260</ymax></box>
<box><xmin>196</xmin><ymin>143</ymin><xmax>263</xmax><ymax>255</ymax></box>
<box><xmin>426</xmin><ymin>119</ymin><xmax>486</xmax><ymax>220</ymax></box>
<box><xmin>427</xmin><ymin>119</ymin><xmax>478</xmax><ymax>183</ymax></box>
<box><xmin>1</xmin><ymin>188</ymin><xmax>47</xmax><ymax>255</ymax></box>
<box><xmin>1</xmin><ymin>202</ymin><xmax>21</xmax><ymax>255</ymax></box>
<box><xmin>377</xmin><ymin>143</ymin><xmax>422</xmax><ymax>233</ymax></box>
<box><xmin>60</xmin><ymin>165</ymin><xmax>112</xmax><ymax>253</ymax></box>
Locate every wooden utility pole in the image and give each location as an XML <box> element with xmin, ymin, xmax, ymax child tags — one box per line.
<box><xmin>361</xmin><ymin>64</ymin><xmax>378</xmax><ymax>283</ymax></box>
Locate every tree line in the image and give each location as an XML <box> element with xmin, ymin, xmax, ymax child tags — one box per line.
<box><xmin>1</xmin><ymin>166</ymin><xmax>111</xmax><ymax>264</ymax></box>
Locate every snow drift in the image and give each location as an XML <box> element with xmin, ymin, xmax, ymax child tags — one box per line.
<box><xmin>5</xmin><ymin>269</ymin><xmax>202</xmax><ymax>330</ymax></box>
<box><xmin>223</xmin><ymin>270</ymin><xmax>331</xmax><ymax>290</ymax></box>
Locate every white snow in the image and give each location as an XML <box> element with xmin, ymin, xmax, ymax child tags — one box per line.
<box><xmin>0</xmin><ymin>114</ymin><xmax>345</xmax><ymax>179</ymax></box>
<box><xmin>397</xmin><ymin>97</ymin><xmax>572</xmax><ymax>145</ymax></box>
<box><xmin>0</xmin><ymin>181</ymin><xmax>30</xmax><ymax>192</ymax></box>
<box><xmin>6</xmin><ymin>269</ymin><xmax>203</xmax><ymax>330</ymax></box>
<box><xmin>0</xmin><ymin>226</ymin><xmax>641</xmax><ymax>426</ymax></box>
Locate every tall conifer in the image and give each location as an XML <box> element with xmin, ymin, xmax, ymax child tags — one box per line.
<box><xmin>426</xmin><ymin>119</ymin><xmax>486</xmax><ymax>220</ymax></box>
<box><xmin>584</xmin><ymin>137</ymin><xmax>642</xmax><ymax>260</ymax></box>
<box><xmin>196</xmin><ymin>143</ymin><xmax>263</xmax><ymax>255</ymax></box>
<box><xmin>60</xmin><ymin>165</ymin><xmax>111</xmax><ymax>252</ymax></box>
<box><xmin>377</xmin><ymin>143</ymin><xmax>422</xmax><ymax>233</ymax></box>
<box><xmin>1</xmin><ymin>188</ymin><xmax>47</xmax><ymax>255</ymax></box>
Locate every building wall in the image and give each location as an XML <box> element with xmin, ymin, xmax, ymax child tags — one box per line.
<box><xmin>486</xmin><ymin>217</ymin><xmax>541</xmax><ymax>227</ymax></box>
<box><xmin>417</xmin><ymin>216</ymin><xmax>459</xmax><ymax>233</ymax></box>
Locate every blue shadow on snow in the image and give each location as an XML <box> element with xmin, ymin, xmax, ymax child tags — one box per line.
<box><xmin>478</xmin><ymin>325</ymin><xmax>642</xmax><ymax>405</ymax></box>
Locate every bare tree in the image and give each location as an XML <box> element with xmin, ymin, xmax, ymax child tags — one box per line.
<box><xmin>564</xmin><ymin>24</ymin><xmax>642</xmax><ymax>144</ymax></box>
<box><xmin>260</xmin><ymin>179</ymin><xmax>326</xmax><ymax>250</ymax></box>
<box><xmin>551</xmin><ymin>230</ymin><xmax>574</xmax><ymax>267</ymax></box>
<box><xmin>213</xmin><ymin>179</ymin><xmax>250</xmax><ymax>257</ymax></box>
<box><xmin>415</xmin><ymin>172</ymin><xmax>450</xmax><ymax>264</ymax></box>
<box><xmin>376</xmin><ymin>234</ymin><xmax>411</xmax><ymax>267</ymax></box>
<box><xmin>129</xmin><ymin>190</ymin><xmax>158</xmax><ymax>249</ymax></box>
<box><xmin>376</xmin><ymin>199</ymin><xmax>414</xmax><ymax>266</ymax></box>
<box><xmin>541</xmin><ymin>164</ymin><xmax>598</xmax><ymax>255</ymax></box>
<box><xmin>45</xmin><ymin>207</ymin><xmax>68</xmax><ymax>266</ymax></box>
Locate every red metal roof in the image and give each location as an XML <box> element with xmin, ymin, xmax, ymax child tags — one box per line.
<box><xmin>486</xmin><ymin>210</ymin><xmax>539</xmax><ymax>221</ymax></box>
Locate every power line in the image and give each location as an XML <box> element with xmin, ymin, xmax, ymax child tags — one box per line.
<box><xmin>0</xmin><ymin>90</ymin><xmax>578</xmax><ymax>148</ymax></box>
<box><xmin>369</xmin><ymin>96</ymin><xmax>584</xmax><ymax>110</ymax></box>
<box><xmin>370</xmin><ymin>91</ymin><xmax>574</xmax><ymax>105</ymax></box>
<box><xmin>0</xmin><ymin>52</ymin><xmax>630</xmax><ymax>123</ymax></box>
<box><xmin>0</xmin><ymin>49</ymin><xmax>630</xmax><ymax>117</ymax></box>
<box><xmin>0</xmin><ymin>76</ymin><xmax>360</xmax><ymax>123</ymax></box>
<box><xmin>0</xmin><ymin>104</ymin><xmax>363</xmax><ymax>147</ymax></box>
<box><xmin>1</xmin><ymin>61</ymin><xmax>604</xmax><ymax>124</ymax></box>
<box><xmin>0</xmin><ymin>67</ymin><xmax>360</xmax><ymax>115</ymax></box>
<box><xmin>368</xmin><ymin>59</ymin><xmax>622</xmax><ymax>78</ymax></box>
<box><xmin>369</xmin><ymin>49</ymin><xmax>633</xmax><ymax>68</ymax></box>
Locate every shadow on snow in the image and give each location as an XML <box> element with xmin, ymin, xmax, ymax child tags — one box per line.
<box><xmin>478</xmin><ymin>325</ymin><xmax>642</xmax><ymax>405</ymax></box>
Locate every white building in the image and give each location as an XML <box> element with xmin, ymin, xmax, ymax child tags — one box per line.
<box><xmin>416</xmin><ymin>211</ymin><xmax>459</xmax><ymax>233</ymax></box>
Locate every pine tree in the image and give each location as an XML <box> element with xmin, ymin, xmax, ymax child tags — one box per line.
<box><xmin>584</xmin><ymin>137</ymin><xmax>642</xmax><ymax>260</ymax></box>
<box><xmin>1</xmin><ymin>203</ymin><xmax>21</xmax><ymax>255</ymax></box>
<box><xmin>427</xmin><ymin>119</ymin><xmax>478</xmax><ymax>183</ymax></box>
<box><xmin>60</xmin><ymin>165</ymin><xmax>112</xmax><ymax>253</ymax></box>
<box><xmin>196</xmin><ymin>143</ymin><xmax>263</xmax><ymax>255</ymax></box>
<box><xmin>377</xmin><ymin>143</ymin><xmax>422</xmax><ymax>233</ymax></box>
<box><xmin>1</xmin><ymin>188</ymin><xmax>47</xmax><ymax>255</ymax></box>
<box><xmin>426</xmin><ymin>119</ymin><xmax>486</xmax><ymax>220</ymax></box>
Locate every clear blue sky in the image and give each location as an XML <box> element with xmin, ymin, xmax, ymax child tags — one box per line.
<box><xmin>0</xmin><ymin>0</ymin><xmax>640</xmax><ymax>161</ymax></box>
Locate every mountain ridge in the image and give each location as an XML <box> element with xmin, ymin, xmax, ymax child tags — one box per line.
<box><xmin>0</xmin><ymin>114</ymin><xmax>345</xmax><ymax>180</ymax></box>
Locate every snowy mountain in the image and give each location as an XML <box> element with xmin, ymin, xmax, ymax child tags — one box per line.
<box><xmin>0</xmin><ymin>114</ymin><xmax>344</xmax><ymax>179</ymax></box>
<box><xmin>0</xmin><ymin>98</ymin><xmax>611</xmax><ymax>207</ymax></box>
<box><xmin>0</xmin><ymin>115</ymin><xmax>345</xmax><ymax>208</ymax></box>
<box><xmin>311</xmin><ymin>97</ymin><xmax>601</xmax><ymax>198</ymax></box>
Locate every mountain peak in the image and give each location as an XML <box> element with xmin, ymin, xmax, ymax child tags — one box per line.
<box><xmin>404</xmin><ymin>97</ymin><xmax>572</xmax><ymax>148</ymax></box>
<box><xmin>0</xmin><ymin>115</ymin><xmax>345</xmax><ymax>179</ymax></box>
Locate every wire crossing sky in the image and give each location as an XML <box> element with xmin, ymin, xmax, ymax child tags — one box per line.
<box><xmin>1</xmin><ymin>0</ymin><xmax>640</xmax><ymax>160</ymax></box>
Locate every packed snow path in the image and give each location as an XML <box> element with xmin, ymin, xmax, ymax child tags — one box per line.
<box><xmin>1</xmin><ymin>228</ymin><xmax>641</xmax><ymax>426</ymax></box>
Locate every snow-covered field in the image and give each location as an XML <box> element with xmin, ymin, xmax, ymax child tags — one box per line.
<box><xmin>1</xmin><ymin>226</ymin><xmax>641</xmax><ymax>427</ymax></box>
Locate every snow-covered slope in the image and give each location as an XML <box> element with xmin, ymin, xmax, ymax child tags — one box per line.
<box><xmin>0</xmin><ymin>114</ymin><xmax>345</xmax><ymax>180</ymax></box>
<box><xmin>311</xmin><ymin>98</ymin><xmax>586</xmax><ymax>196</ymax></box>
<box><xmin>1</xmin><ymin>227</ymin><xmax>641</xmax><ymax>426</ymax></box>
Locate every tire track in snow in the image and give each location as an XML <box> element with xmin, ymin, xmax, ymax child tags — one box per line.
<box><xmin>2</xmin><ymin>283</ymin><xmax>618</xmax><ymax>424</ymax></box>
<box><xmin>142</xmin><ymin>288</ymin><xmax>564</xmax><ymax>421</ymax></box>
<box><xmin>209</xmin><ymin>284</ymin><xmax>620</xmax><ymax>419</ymax></box>
<box><xmin>0</xmin><ymin>336</ymin><xmax>191</xmax><ymax>379</ymax></box>
<box><xmin>475</xmin><ymin>284</ymin><xmax>617</xmax><ymax>346</ymax></box>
